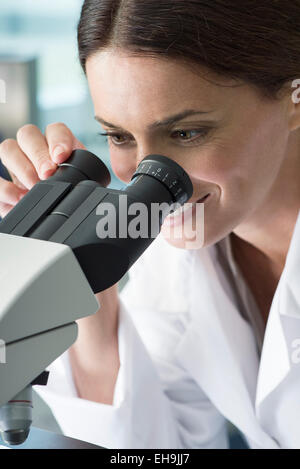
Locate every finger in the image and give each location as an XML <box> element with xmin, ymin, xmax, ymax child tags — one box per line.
<box><xmin>8</xmin><ymin>170</ymin><xmax>28</xmax><ymax>191</ymax></box>
<box><xmin>0</xmin><ymin>176</ymin><xmax>27</xmax><ymax>206</ymax></box>
<box><xmin>45</xmin><ymin>122</ymin><xmax>86</xmax><ymax>165</ymax></box>
<box><xmin>16</xmin><ymin>124</ymin><xmax>57</xmax><ymax>180</ymax></box>
<box><xmin>0</xmin><ymin>202</ymin><xmax>14</xmax><ymax>219</ymax></box>
<box><xmin>0</xmin><ymin>138</ymin><xmax>40</xmax><ymax>189</ymax></box>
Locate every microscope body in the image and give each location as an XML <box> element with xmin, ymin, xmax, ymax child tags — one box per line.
<box><xmin>0</xmin><ymin>149</ymin><xmax>193</xmax><ymax>445</ymax></box>
<box><xmin>0</xmin><ymin>233</ymin><xmax>99</xmax><ymax>444</ymax></box>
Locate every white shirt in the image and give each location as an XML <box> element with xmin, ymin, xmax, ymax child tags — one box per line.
<box><xmin>35</xmin><ymin>210</ymin><xmax>300</xmax><ymax>449</ymax></box>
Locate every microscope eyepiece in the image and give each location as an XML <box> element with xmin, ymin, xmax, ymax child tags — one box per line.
<box><xmin>49</xmin><ymin>150</ymin><xmax>192</xmax><ymax>205</ymax></box>
<box><xmin>130</xmin><ymin>154</ymin><xmax>193</xmax><ymax>205</ymax></box>
<box><xmin>49</xmin><ymin>149</ymin><xmax>111</xmax><ymax>187</ymax></box>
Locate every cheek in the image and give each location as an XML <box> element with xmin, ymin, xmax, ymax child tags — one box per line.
<box><xmin>187</xmin><ymin>140</ymin><xmax>261</xmax><ymax>208</ymax></box>
<box><xmin>188</xmin><ymin>144</ymin><xmax>239</xmax><ymax>189</ymax></box>
<box><xmin>224</xmin><ymin>119</ymin><xmax>288</xmax><ymax>200</ymax></box>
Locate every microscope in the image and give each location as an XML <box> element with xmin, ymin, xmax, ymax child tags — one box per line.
<box><xmin>0</xmin><ymin>149</ymin><xmax>193</xmax><ymax>446</ymax></box>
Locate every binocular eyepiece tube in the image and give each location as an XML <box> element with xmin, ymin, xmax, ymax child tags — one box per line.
<box><xmin>0</xmin><ymin>149</ymin><xmax>193</xmax><ymax>293</ymax></box>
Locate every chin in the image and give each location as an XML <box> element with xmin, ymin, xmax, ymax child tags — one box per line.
<box><xmin>160</xmin><ymin>225</ymin><xmax>206</xmax><ymax>250</ymax></box>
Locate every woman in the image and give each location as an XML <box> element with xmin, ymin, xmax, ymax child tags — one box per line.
<box><xmin>0</xmin><ymin>0</ymin><xmax>300</xmax><ymax>449</ymax></box>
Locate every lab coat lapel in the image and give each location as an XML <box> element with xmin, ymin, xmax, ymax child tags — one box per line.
<box><xmin>255</xmin><ymin>210</ymin><xmax>300</xmax><ymax>411</ymax></box>
<box><xmin>175</xmin><ymin>243</ymin><xmax>279</xmax><ymax>448</ymax></box>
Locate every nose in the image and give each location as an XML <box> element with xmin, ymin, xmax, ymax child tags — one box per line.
<box><xmin>113</xmin><ymin>139</ymin><xmax>174</xmax><ymax>184</ymax></box>
<box><xmin>135</xmin><ymin>152</ymin><xmax>148</xmax><ymax>168</ymax></box>
<box><xmin>135</xmin><ymin>140</ymin><xmax>168</xmax><ymax>167</ymax></box>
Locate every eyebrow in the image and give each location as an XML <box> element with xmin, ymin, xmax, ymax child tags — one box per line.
<box><xmin>94</xmin><ymin>109</ymin><xmax>215</xmax><ymax>130</ymax></box>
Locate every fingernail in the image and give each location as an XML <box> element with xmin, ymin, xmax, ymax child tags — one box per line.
<box><xmin>40</xmin><ymin>161</ymin><xmax>57</xmax><ymax>178</ymax></box>
<box><xmin>52</xmin><ymin>145</ymin><xmax>66</xmax><ymax>163</ymax></box>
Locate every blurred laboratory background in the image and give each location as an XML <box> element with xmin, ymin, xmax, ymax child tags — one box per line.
<box><xmin>0</xmin><ymin>0</ymin><xmax>122</xmax><ymax>188</ymax></box>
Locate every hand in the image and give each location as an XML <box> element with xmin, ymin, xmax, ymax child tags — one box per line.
<box><xmin>0</xmin><ymin>123</ymin><xmax>86</xmax><ymax>218</ymax></box>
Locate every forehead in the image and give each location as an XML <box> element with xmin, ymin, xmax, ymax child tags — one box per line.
<box><xmin>86</xmin><ymin>49</ymin><xmax>247</xmax><ymax>124</ymax></box>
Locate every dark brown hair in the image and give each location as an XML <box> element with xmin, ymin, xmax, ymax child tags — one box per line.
<box><xmin>77</xmin><ymin>0</ymin><xmax>300</xmax><ymax>100</ymax></box>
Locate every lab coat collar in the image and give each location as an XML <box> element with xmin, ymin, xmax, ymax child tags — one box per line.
<box><xmin>278</xmin><ymin>210</ymin><xmax>300</xmax><ymax>320</ymax></box>
<box><xmin>175</xmin><ymin>210</ymin><xmax>300</xmax><ymax>448</ymax></box>
<box><xmin>255</xmin><ymin>210</ymin><xmax>300</xmax><ymax>409</ymax></box>
<box><xmin>175</xmin><ymin>243</ymin><xmax>279</xmax><ymax>447</ymax></box>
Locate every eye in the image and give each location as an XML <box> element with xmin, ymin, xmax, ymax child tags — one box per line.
<box><xmin>98</xmin><ymin>132</ymin><xmax>132</xmax><ymax>145</ymax></box>
<box><xmin>170</xmin><ymin>129</ymin><xmax>210</xmax><ymax>143</ymax></box>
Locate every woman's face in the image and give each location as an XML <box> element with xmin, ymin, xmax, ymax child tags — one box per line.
<box><xmin>86</xmin><ymin>49</ymin><xmax>292</xmax><ymax>249</ymax></box>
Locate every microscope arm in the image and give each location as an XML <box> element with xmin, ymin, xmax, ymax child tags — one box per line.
<box><xmin>0</xmin><ymin>233</ymin><xmax>99</xmax><ymax>408</ymax></box>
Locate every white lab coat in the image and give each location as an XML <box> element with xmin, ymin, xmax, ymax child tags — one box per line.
<box><xmin>35</xmin><ymin>210</ymin><xmax>300</xmax><ymax>449</ymax></box>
